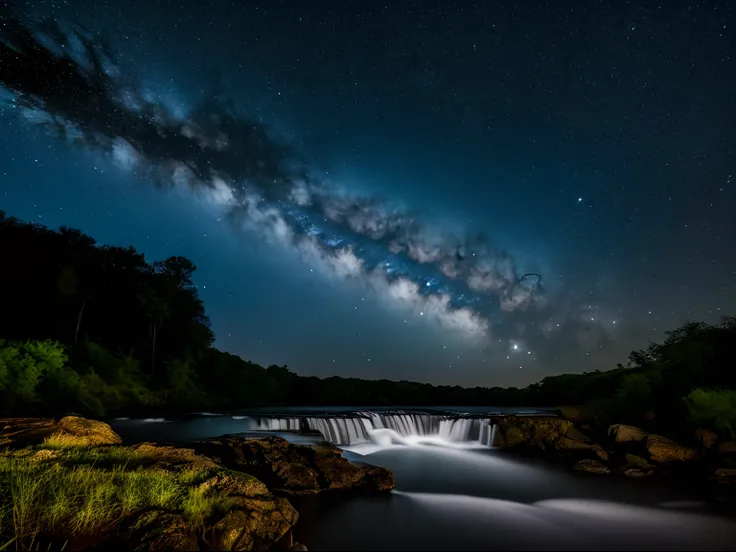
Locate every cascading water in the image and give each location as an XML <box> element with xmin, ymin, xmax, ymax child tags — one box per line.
<box><xmin>254</xmin><ymin>411</ymin><xmax>496</xmax><ymax>447</ymax></box>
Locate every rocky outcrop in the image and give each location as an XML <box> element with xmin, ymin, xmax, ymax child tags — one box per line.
<box><xmin>608</xmin><ymin>424</ymin><xmax>648</xmax><ymax>443</ymax></box>
<box><xmin>118</xmin><ymin>483</ymin><xmax>298</xmax><ymax>552</ymax></box>
<box><xmin>646</xmin><ymin>434</ymin><xmax>698</xmax><ymax>463</ymax></box>
<box><xmin>120</xmin><ymin>511</ymin><xmax>199</xmax><ymax>551</ymax></box>
<box><xmin>194</xmin><ymin>436</ymin><xmax>394</xmax><ymax>495</ymax></box>
<box><xmin>0</xmin><ymin>416</ymin><xmax>122</xmax><ymax>448</ymax></box>
<box><xmin>117</xmin><ymin>447</ymin><xmax>299</xmax><ymax>551</ymax></box>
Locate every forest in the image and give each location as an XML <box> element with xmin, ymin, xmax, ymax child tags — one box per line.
<box><xmin>1</xmin><ymin>210</ymin><xmax>735</xmax><ymax>438</ymax></box>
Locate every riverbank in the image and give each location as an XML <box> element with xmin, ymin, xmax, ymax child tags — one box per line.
<box><xmin>3</xmin><ymin>411</ymin><xmax>735</xmax><ymax>550</ymax></box>
<box><xmin>0</xmin><ymin>416</ymin><xmax>393</xmax><ymax>551</ymax></box>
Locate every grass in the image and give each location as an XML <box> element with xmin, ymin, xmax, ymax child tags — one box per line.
<box><xmin>0</xmin><ymin>442</ymin><xmax>245</xmax><ymax>549</ymax></box>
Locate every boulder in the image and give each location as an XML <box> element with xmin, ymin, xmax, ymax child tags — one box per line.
<box><xmin>718</xmin><ymin>440</ymin><xmax>736</xmax><ymax>455</ymax></box>
<box><xmin>0</xmin><ymin>416</ymin><xmax>122</xmax><ymax>448</ymax></box>
<box><xmin>209</xmin><ymin>499</ymin><xmax>298</xmax><ymax>552</ymax></box>
<box><xmin>573</xmin><ymin>459</ymin><xmax>611</xmax><ymax>475</ymax></box>
<box><xmin>695</xmin><ymin>428</ymin><xmax>719</xmax><ymax>449</ymax></box>
<box><xmin>608</xmin><ymin>424</ymin><xmax>648</xmax><ymax>443</ymax></box>
<box><xmin>646</xmin><ymin>434</ymin><xmax>698</xmax><ymax>463</ymax></box>
<box><xmin>195</xmin><ymin>436</ymin><xmax>394</xmax><ymax>495</ymax></box>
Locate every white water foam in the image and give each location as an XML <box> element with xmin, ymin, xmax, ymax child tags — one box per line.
<box><xmin>253</xmin><ymin>411</ymin><xmax>496</xmax><ymax>449</ymax></box>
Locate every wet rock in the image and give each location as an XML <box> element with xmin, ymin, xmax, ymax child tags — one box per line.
<box><xmin>574</xmin><ymin>459</ymin><xmax>611</xmax><ymax>475</ymax></box>
<box><xmin>695</xmin><ymin>428</ymin><xmax>719</xmax><ymax>449</ymax></box>
<box><xmin>718</xmin><ymin>440</ymin><xmax>736</xmax><ymax>455</ymax></box>
<box><xmin>0</xmin><ymin>416</ymin><xmax>122</xmax><ymax>448</ymax></box>
<box><xmin>646</xmin><ymin>434</ymin><xmax>698</xmax><ymax>463</ymax></box>
<box><xmin>608</xmin><ymin>424</ymin><xmax>648</xmax><ymax>443</ymax></box>
<box><xmin>195</xmin><ymin>436</ymin><xmax>394</xmax><ymax>495</ymax></box>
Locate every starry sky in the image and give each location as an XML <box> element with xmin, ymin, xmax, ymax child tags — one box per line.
<box><xmin>1</xmin><ymin>0</ymin><xmax>734</xmax><ymax>388</ymax></box>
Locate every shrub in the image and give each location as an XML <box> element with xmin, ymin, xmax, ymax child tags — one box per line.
<box><xmin>683</xmin><ymin>388</ymin><xmax>736</xmax><ymax>438</ymax></box>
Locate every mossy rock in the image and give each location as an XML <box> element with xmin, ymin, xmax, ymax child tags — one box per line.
<box><xmin>0</xmin><ymin>416</ymin><xmax>122</xmax><ymax>449</ymax></box>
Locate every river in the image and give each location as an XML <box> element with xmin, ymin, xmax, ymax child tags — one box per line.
<box><xmin>109</xmin><ymin>408</ymin><xmax>736</xmax><ymax>551</ymax></box>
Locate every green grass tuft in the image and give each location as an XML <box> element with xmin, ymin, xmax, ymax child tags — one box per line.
<box><xmin>0</xmin><ymin>447</ymin><xmax>237</xmax><ymax>548</ymax></box>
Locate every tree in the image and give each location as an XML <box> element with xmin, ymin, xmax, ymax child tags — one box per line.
<box><xmin>137</xmin><ymin>288</ymin><xmax>170</xmax><ymax>372</ymax></box>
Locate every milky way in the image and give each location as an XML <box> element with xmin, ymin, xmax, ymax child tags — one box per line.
<box><xmin>0</xmin><ymin>15</ymin><xmax>557</xmax><ymax>342</ymax></box>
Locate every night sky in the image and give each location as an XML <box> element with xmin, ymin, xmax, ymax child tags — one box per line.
<box><xmin>1</xmin><ymin>1</ymin><xmax>734</xmax><ymax>388</ymax></box>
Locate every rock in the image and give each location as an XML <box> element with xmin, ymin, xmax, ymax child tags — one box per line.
<box><xmin>195</xmin><ymin>436</ymin><xmax>394</xmax><ymax>495</ymax></box>
<box><xmin>592</xmin><ymin>445</ymin><xmax>609</xmax><ymax>461</ymax></box>
<box><xmin>209</xmin><ymin>499</ymin><xmax>298</xmax><ymax>552</ymax></box>
<box><xmin>496</xmin><ymin>416</ymin><xmax>591</xmax><ymax>451</ymax></box>
<box><xmin>573</xmin><ymin>459</ymin><xmax>611</xmax><ymax>475</ymax></box>
<box><xmin>0</xmin><ymin>416</ymin><xmax>122</xmax><ymax>449</ymax></box>
<box><xmin>290</xmin><ymin>544</ymin><xmax>308</xmax><ymax>551</ymax></box>
<box><xmin>110</xmin><ymin>450</ymin><xmax>297</xmax><ymax>551</ymax></box>
<box><xmin>624</xmin><ymin>468</ymin><xmax>654</xmax><ymax>478</ymax></box>
<box><xmin>717</xmin><ymin>440</ymin><xmax>736</xmax><ymax>455</ymax></box>
<box><xmin>646</xmin><ymin>434</ymin><xmax>698</xmax><ymax>463</ymax></box>
<box><xmin>132</xmin><ymin>443</ymin><xmax>219</xmax><ymax>472</ymax></box>
<box><xmin>120</xmin><ymin>511</ymin><xmax>199</xmax><ymax>551</ymax></box>
<box><xmin>608</xmin><ymin>424</ymin><xmax>648</xmax><ymax>443</ymax></box>
<box><xmin>625</xmin><ymin>453</ymin><xmax>654</xmax><ymax>470</ymax></box>
<box><xmin>695</xmin><ymin>428</ymin><xmax>719</xmax><ymax>449</ymax></box>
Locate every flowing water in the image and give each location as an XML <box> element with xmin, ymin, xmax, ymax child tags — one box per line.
<box><xmin>110</xmin><ymin>408</ymin><xmax>736</xmax><ymax>551</ymax></box>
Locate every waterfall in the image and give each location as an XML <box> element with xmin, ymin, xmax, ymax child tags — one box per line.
<box><xmin>254</xmin><ymin>411</ymin><xmax>496</xmax><ymax>447</ymax></box>
<box><xmin>257</xmin><ymin>417</ymin><xmax>301</xmax><ymax>431</ymax></box>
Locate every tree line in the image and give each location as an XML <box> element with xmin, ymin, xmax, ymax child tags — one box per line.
<box><xmin>1</xmin><ymin>210</ymin><xmax>734</xmax><ymax>439</ymax></box>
